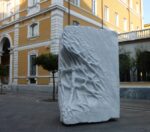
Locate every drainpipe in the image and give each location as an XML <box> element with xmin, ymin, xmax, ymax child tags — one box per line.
<box><xmin>128</xmin><ymin>0</ymin><xmax>131</xmax><ymax>31</ymax></box>
<box><xmin>101</xmin><ymin>0</ymin><xmax>104</xmax><ymax>29</ymax></box>
<box><xmin>68</xmin><ymin>0</ymin><xmax>71</xmax><ymax>25</ymax></box>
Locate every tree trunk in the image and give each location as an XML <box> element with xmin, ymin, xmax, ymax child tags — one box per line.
<box><xmin>52</xmin><ymin>71</ymin><xmax>55</xmax><ymax>101</ymax></box>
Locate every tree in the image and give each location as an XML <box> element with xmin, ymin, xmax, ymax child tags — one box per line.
<box><xmin>35</xmin><ymin>53</ymin><xmax>58</xmax><ymax>101</ymax></box>
<box><xmin>136</xmin><ymin>50</ymin><xmax>150</xmax><ymax>81</ymax></box>
<box><xmin>119</xmin><ymin>53</ymin><xmax>131</xmax><ymax>82</ymax></box>
<box><xmin>127</xmin><ymin>56</ymin><xmax>138</xmax><ymax>82</ymax></box>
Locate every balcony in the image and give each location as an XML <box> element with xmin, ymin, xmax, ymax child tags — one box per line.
<box><xmin>119</xmin><ymin>28</ymin><xmax>150</xmax><ymax>42</ymax></box>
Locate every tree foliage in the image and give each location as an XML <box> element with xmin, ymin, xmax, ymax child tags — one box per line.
<box><xmin>119</xmin><ymin>49</ymin><xmax>150</xmax><ymax>82</ymax></box>
<box><xmin>119</xmin><ymin>53</ymin><xmax>131</xmax><ymax>81</ymax></box>
<box><xmin>136</xmin><ymin>50</ymin><xmax>150</xmax><ymax>81</ymax></box>
<box><xmin>119</xmin><ymin>53</ymin><xmax>131</xmax><ymax>72</ymax></box>
<box><xmin>35</xmin><ymin>53</ymin><xmax>58</xmax><ymax>73</ymax></box>
<box><xmin>35</xmin><ymin>53</ymin><xmax>58</xmax><ymax>101</ymax></box>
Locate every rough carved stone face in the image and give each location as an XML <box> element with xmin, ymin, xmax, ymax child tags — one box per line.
<box><xmin>58</xmin><ymin>26</ymin><xmax>120</xmax><ymax>125</ymax></box>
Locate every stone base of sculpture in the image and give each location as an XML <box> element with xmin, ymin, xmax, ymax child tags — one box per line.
<box><xmin>58</xmin><ymin>26</ymin><xmax>120</xmax><ymax>125</ymax></box>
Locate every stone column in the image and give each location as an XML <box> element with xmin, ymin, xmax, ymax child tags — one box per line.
<box><xmin>51</xmin><ymin>0</ymin><xmax>64</xmax><ymax>54</ymax></box>
<box><xmin>13</xmin><ymin>24</ymin><xmax>19</xmax><ymax>85</ymax></box>
<box><xmin>9</xmin><ymin>50</ymin><xmax>13</xmax><ymax>85</ymax></box>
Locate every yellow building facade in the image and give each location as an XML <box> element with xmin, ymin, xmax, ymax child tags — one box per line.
<box><xmin>0</xmin><ymin>0</ymin><xmax>143</xmax><ymax>86</ymax></box>
<box><xmin>144</xmin><ymin>24</ymin><xmax>150</xmax><ymax>29</ymax></box>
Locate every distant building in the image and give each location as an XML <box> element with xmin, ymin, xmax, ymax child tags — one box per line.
<box><xmin>144</xmin><ymin>24</ymin><xmax>150</xmax><ymax>29</ymax></box>
<box><xmin>0</xmin><ymin>0</ymin><xmax>143</xmax><ymax>86</ymax></box>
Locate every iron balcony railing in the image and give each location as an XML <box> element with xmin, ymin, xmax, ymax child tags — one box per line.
<box><xmin>119</xmin><ymin>28</ymin><xmax>150</xmax><ymax>42</ymax></box>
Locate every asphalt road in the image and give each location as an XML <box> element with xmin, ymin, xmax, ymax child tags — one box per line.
<box><xmin>0</xmin><ymin>92</ymin><xmax>150</xmax><ymax>132</ymax></box>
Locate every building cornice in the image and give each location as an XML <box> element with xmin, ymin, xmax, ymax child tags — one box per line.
<box><xmin>0</xmin><ymin>5</ymin><xmax>66</xmax><ymax>30</ymax></box>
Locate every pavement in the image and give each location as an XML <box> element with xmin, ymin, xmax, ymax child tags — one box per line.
<box><xmin>0</xmin><ymin>91</ymin><xmax>150</xmax><ymax>132</ymax></box>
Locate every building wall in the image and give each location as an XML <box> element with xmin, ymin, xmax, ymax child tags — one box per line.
<box><xmin>0</xmin><ymin>0</ymin><xmax>143</xmax><ymax>32</ymax></box>
<box><xmin>0</xmin><ymin>0</ymin><xmax>143</xmax><ymax>85</ymax></box>
<box><xmin>64</xmin><ymin>0</ymin><xmax>143</xmax><ymax>32</ymax></box>
<box><xmin>63</xmin><ymin>13</ymin><xmax>99</xmax><ymax>28</ymax></box>
<box><xmin>18</xmin><ymin>46</ymin><xmax>50</xmax><ymax>85</ymax></box>
<box><xmin>19</xmin><ymin>13</ymin><xmax>51</xmax><ymax>46</ymax></box>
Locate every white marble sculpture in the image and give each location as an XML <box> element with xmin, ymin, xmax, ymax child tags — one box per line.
<box><xmin>58</xmin><ymin>26</ymin><xmax>120</xmax><ymax>125</ymax></box>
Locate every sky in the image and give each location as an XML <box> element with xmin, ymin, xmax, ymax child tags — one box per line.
<box><xmin>143</xmin><ymin>0</ymin><xmax>150</xmax><ymax>24</ymax></box>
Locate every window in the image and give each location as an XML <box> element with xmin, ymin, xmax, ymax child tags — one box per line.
<box><xmin>121</xmin><ymin>0</ymin><xmax>127</xmax><ymax>4</ymax></box>
<box><xmin>29</xmin><ymin>54</ymin><xmax>37</xmax><ymax>84</ymax></box>
<box><xmin>28</xmin><ymin>23</ymin><xmax>39</xmax><ymax>38</ymax></box>
<box><xmin>115</xmin><ymin>12</ymin><xmax>119</xmax><ymax>27</ymax></box>
<box><xmin>130</xmin><ymin>23</ymin><xmax>134</xmax><ymax>31</ymax></box>
<box><xmin>7</xmin><ymin>2</ymin><xmax>11</xmax><ymax>16</ymax></box>
<box><xmin>92</xmin><ymin>0</ymin><xmax>97</xmax><ymax>15</ymax></box>
<box><xmin>130</xmin><ymin>0</ymin><xmax>133</xmax><ymax>8</ymax></box>
<box><xmin>104</xmin><ymin>6</ymin><xmax>109</xmax><ymax>22</ymax></box>
<box><xmin>72</xmin><ymin>20</ymin><xmax>80</xmax><ymax>26</ymax></box>
<box><xmin>30</xmin><ymin>55</ymin><xmax>36</xmax><ymax>76</ymax></box>
<box><xmin>32</xmin><ymin>0</ymin><xmax>37</xmax><ymax>6</ymax></box>
<box><xmin>136</xmin><ymin>26</ymin><xmax>139</xmax><ymax>30</ymax></box>
<box><xmin>28</xmin><ymin>0</ymin><xmax>39</xmax><ymax>7</ymax></box>
<box><xmin>5</xmin><ymin>1</ymin><xmax>13</xmax><ymax>18</ymax></box>
<box><xmin>28</xmin><ymin>0</ymin><xmax>40</xmax><ymax>15</ymax></box>
<box><xmin>136</xmin><ymin>2</ymin><xmax>139</xmax><ymax>14</ymax></box>
<box><xmin>123</xmin><ymin>18</ymin><xmax>127</xmax><ymax>31</ymax></box>
<box><xmin>70</xmin><ymin>0</ymin><xmax>80</xmax><ymax>7</ymax></box>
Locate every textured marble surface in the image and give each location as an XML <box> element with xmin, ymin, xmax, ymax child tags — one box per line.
<box><xmin>58</xmin><ymin>26</ymin><xmax>120</xmax><ymax>125</ymax></box>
